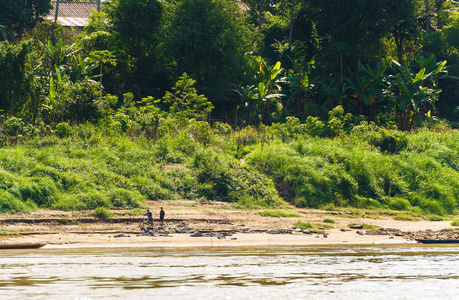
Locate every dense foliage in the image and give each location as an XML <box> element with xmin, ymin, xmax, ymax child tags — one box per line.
<box><xmin>1</xmin><ymin>0</ymin><xmax>459</xmax><ymax>216</ymax></box>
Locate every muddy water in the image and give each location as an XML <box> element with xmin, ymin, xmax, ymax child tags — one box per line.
<box><xmin>0</xmin><ymin>244</ymin><xmax>458</xmax><ymax>299</ymax></box>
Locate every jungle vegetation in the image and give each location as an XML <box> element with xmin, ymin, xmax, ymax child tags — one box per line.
<box><xmin>1</xmin><ymin>0</ymin><xmax>459</xmax><ymax>216</ymax></box>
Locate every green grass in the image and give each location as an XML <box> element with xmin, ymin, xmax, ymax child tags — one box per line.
<box><xmin>0</xmin><ymin>230</ymin><xmax>20</xmax><ymax>237</ymax></box>
<box><xmin>317</xmin><ymin>224</ymin><xmax>334</xmax><ymax>229</ymax></box>
<box><xmin>94</xmin><ymin>207</ymin><xmax>114</xmax><ymax>219</ymax></box>
<box><xmin>1</xmin><ymin>122</ymin><xmax>459</xmax><ymax>217</ymax></box>
<box><xmin>258</xmin><ymin>210</ymin><xmax>302</xmax><ymax>218</ymax></box>
<box><xmin>126</xmin><ymin>208</ymin><xmax>145</xmax><ymax>216</ymax></box>
<box><xmin>323</xmin><ymin>218</ymin><xmax>335</xmax><ymax>223</ymax></box>
<box><xmin>347</xmin><ymin>223</ymin><xmax>379</xmax><ymax>230</ymax></box>
<box><xmin>249</xmin><ymin>128</ymin><xmax>459</xmax><ymax>216</ymax></box>
<box><xmin>292</xmin><ymin>221</ymin><xmax>314</xmax><ymax>229</ymax></box>
<box><xmin>393</xmin><ymin>213</ymin><xmax>417</xmax><ymax>221</ymax></box>
<box><xmin>451</xmin><ymin>219</ymin><xmax>459</xmax><ymax>227</ymax></box>
<box><xmin>427</xmin><ymin>214</ymin><xmax>444</xmax><ymax>221</ymax></box>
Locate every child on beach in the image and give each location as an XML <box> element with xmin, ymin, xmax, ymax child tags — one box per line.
<box><xmin>159</xmin><ymin>207</ymin><xmax>165</xmax><ymax>225</ymax></box>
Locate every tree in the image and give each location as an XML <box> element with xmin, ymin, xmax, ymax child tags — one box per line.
<box><xmin>163</xmin><ymin>0</ymin><xmax>254</xmax><ymax>100</ymax></box>
<box><xmin>105</xmin><ymin>0</ymin><xmax>165</xmax><ymax>98</ymax></box>
<box><xmin>162</xmin><ymin>73</ymin><xmax>214</xmax><ymax>127</ymax></box>
<box><xmin>0</xmin><ymin>0</ymin><xmax>52</xmax><ymax>40</ymax></box>
<box><xmin>389</xmin><ymin>54</ymin><xmax>447</xmax><ymax>130</ymax></box>
<box><xmin>309</xmin><ymin>0</ymin><xmax>416</xmax><ymax>76</ymax></box>
<box><xmin>0</xmin><ymin>41</ymin><xmax>33</xmax><ymax>116</ymax></box>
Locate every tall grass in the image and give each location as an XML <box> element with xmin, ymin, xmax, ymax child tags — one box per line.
<box><xmin>248</xmin><ymin>128</ymin><xmax>459</xmax><ymax>215</ymax></box>
<box><xmin>0</xmin><ymin>123</ymin><xmax>282</xmax><ymax>212</ymax></box>
<box><xmin>1</xmin><ymin>122</ymin><xmax>459</xmax><ymax>216</ymax></box>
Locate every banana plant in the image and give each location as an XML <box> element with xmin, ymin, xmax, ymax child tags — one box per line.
<box><xmin>391</xmin><ymin>54</ymin><xmax>447</xmax><ymax>130</ymax></box>
<box><xmin>346</xmin><ymin>63</ymin><xmax>387</xmax><ymax>120</ymax></box>
<box><xmin>285</xmin><ymin>57</ymin><xmax>316</xmax><ymax>114</ymax></box>
<box><xmin>235</xmin><ymin>57</ymin><xmax>285</xmax><ymax>123</ymax></box>
<box><xmin>68</xmin><ymin>54</ymin><xmax>99</xmax><ymax>83</ymax></box>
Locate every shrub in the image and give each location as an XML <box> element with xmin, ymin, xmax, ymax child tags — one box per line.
<box><xmin>451</xmin><ymin>219</ymin><xmax>459</xmax><ymax>226</ymax></box>
<box><xmin>370</xmin><ymin>129</ymin><xmax>408</xmax><ymax>154</ymax></box>
<box><xmin>387</xmin><ymin>197</ymin><xmax>412</xmax><ymax>211</ymax></box>
<box><xmin>212</xmin><ymin>122</ymin><xmax>232</xmax><ymax>134</ymax></box>
<box><xmin>323</xmin><ymin>218</ymin><xmax>335</xmax><ymax>223</ymax></box>
<box><xmin>0</xmin><ymin>190</ymin><xmax>30</xmax><ymax>212</ymax></box>
<box><xmin>75</xmin><ymin>190</ymin><xmax>110</xmax><ymax>209</ymax></box>
<box><xmin>94</xmin><ymin>207</ymin><xmax>113</xmax><ymax>219</ymax></box>
<box><xmin>192</xmin><ymin>148</ymin><xmax>281</xmax><ymax>206</ymax></box>
<box><xmin>419</xmin><ymin>198</ymin><xmax>445</xmax><ymax>216</ymax></box>
<box><xmin>58</xmin><ymin>79</ymin><xmax>103</xmax><ymax>123</ymax></box>
<box><xmin>55</xmin><ymin>122</ymin><xmax>72</xmax><ymax>138</ymax></box>
<box><xmin>354</xmin><ymin>197</ymin><xmax>383</xmax><ymax>209</ymax></box>
<box><xmin>427</xmin><ymin>214</ymin><xmax>443</xmax><ymax>221</ymax></box>
<box><xmin>393</xmin><ymin>214</ymin><xmax>417</xmax><ymax>221</ymax></box>
<box><xmin>8</xmin><ymin>178</ymin><xmax>58</xmax><ymax>207</ymax></box>
<box><xmin>293</xmin><ymin>221</ymin><xmax>314</xmax><ymax>229</ymax></box>
<box><xmin>109</xmin><ymin>188</ymin><xmax>144</xmax><ymax>208</ymax></box>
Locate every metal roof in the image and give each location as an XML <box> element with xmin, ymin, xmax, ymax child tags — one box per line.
<box><xmin>46</xmin><ymin>1</ymin><xmax>99</xmax><ymax>27</ymax></box>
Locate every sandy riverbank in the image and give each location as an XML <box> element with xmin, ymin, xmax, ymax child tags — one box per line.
<box><xmin>1</xmin><ymin>200</ymin><xmax>457</xmax><ymax>248</ymax></box>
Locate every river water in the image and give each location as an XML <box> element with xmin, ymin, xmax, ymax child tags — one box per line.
<box><xmin>0</xmin><ymin>244</ymin><xmax>458</xmax><ymax>299</ymax></box>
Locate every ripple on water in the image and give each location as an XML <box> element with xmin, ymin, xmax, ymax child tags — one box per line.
<box><xmin>0</xmin><ymin>244</ymin><xmax>458</xmax><ymax>299</ymax></box>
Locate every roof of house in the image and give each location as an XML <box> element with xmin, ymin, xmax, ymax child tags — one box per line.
<box><xmin>46</xmin><ymin>1</ymin><xmax>99</xmax><ymax>27</ymax></box>
<box><xmin>46</xmin><ymin>1</ymin><xmax>248</xmax><ymax>27</ymax></box>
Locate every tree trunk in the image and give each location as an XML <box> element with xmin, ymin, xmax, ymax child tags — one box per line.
<box><xmin>340</xmin><ymin>54</ymin><xmax>343</xmax><ymax>87</ymax></box>
<box><xmin>258</xmin><ymin>0</ymin><xmax>265</xmax><ymax>55</ymax></box>
<box><xmin>54</xmin><ymin>0</ymin><xmax>60</xmax><ymax>24</ymax></box>
<box><xmin>288</xmin><ymin>0</ymin><xmax>295</xmax><ymax>50</ymax></box>
<box><xmin>425</xmin><ymin>0</ymin><xmax>430</xmax><ymax>33</ymax></box>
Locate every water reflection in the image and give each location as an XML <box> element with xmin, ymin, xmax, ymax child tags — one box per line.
<box><xmin>0</xmin><ymin>244</ymin><xmax>458</xmax><ymax>299</ymax></box>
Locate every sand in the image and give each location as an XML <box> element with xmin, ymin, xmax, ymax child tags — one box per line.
<box><xmin>1</xmin><ymin>200</ymin><xmax>456</xmax><ymax>248</ymax></box>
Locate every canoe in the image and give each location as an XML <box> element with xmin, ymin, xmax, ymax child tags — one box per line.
<box><xmin>0</xmin><ymin>243</ymin><xmax>46</xmax><ymax>249</ymax></box>
<box><xmin>415</xmin><ymin>239</ymin><xmax>459</xmax><ymax>244</ymax></box>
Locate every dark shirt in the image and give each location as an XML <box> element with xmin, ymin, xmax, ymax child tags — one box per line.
<box><xmin>160</xmin><ymin>210</ymin><xmax>165</xmax><ymax>219</ymax></box>
<box><xmin>145</xmin><ymin>212</ymin><xmax>153</xmax><ymax>220</ymax></box>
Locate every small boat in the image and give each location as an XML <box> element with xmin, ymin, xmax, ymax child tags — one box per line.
<box><xmin>0</xmin><ymin>243</ymin><xmax>46</xmax><ymax>249</ymax></box>
<box><xmin>415</xmin><ymin>239</ymin><xmax>459</xmax><ymax>244</ymax></box>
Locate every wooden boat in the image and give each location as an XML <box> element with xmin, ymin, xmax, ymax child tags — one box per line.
<box><xmin>415</xmin><ymin>239</ymin><xmax>459</xmax><ymax>244</ymax></box>
<box><xmin>0</xmin><ymin>243</ymin><xmax>46</xmax><ymax>249</ymax></box>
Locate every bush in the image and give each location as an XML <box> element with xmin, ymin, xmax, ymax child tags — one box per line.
<box><xmin>55</xmin><ymin>122</ymin><xmax>72</xmax><ymax>138</ymax></box>
<box><xmin>387</xmin><ymin>197</ymin><xmax>412</xmax><ymax>211</ymax></box>
<box><xmin>192</xmin><ymin>148</ymin><xmax>281</xmax><ymax>207</ymax></box>
<box><xmin>94</xmin><ymin>207</ymin><xmax>113</xmax><ymax>219</ymax></box>
<box><xmin>0</xmin><ymin>190</ymin><xmax>30</xmax><ymax>212</ymax></box>
<box><xmin>109</xmin><ymin>188</ymin><xmax>144</xmax><ymax>208</ymax></box>
<box><xmin>419</xmin><ymin>198</ymin><xmax>445</xmax><ymax>216</ymax></box>
<box><xmin>293</xmin><ymin>221</ymin><xmax>314</xmax><ymax>229</ymax></box>
<box><xmin>8</xmin><ymin>178</ymin><xmax>58</xmax><ymax>207</ymax></box>
<box><xmin>75</xmin><ymin>190</ymin><xmax>110</xmax><ymax>209</ymax></box>
<box><xmin>58</xmin><ymin>79</ymin><xmax>103</xmax><ymax>123</ymax></box>
<box><xmin>323</xmin><ymin>218</ymin><xmax>335</xmax><ymax>223</ymax></box>
<box><xmin>370</xmin><ymin>129</ymin><xmax>408</xmax><ymax>154</ymax></box>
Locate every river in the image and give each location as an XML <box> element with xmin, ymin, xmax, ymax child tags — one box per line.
<box><xmin>0</xmin><ymin>244</ymin><xmax>458</xmax><ymax>299</ymax></box>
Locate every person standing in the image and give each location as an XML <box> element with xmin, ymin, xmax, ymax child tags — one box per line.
<box><xmin>159</xmin><ymin>207</ymin><xmax>165</xmax><ymax>225</ymax></box>
<box><xmin>144</xmin><ymin>209</ymin><xmax>153</xmax><ymax>227</ymax></box>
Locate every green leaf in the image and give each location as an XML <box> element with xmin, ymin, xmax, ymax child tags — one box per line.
<box><xmin>271</xmin><ymin>61</ymin><xmax>281</xmax><ymax>80</ymax></box>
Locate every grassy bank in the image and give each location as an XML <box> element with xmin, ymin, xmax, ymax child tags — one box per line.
<box><xmin>0</xmin><ymin>122</ymin><xmax>458</xmax><ymax>217</ymax></box>
<box><xmin>249</xmin><ymin>126</ymin><xmax>459</xmax><ymax>216</ymax></box>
